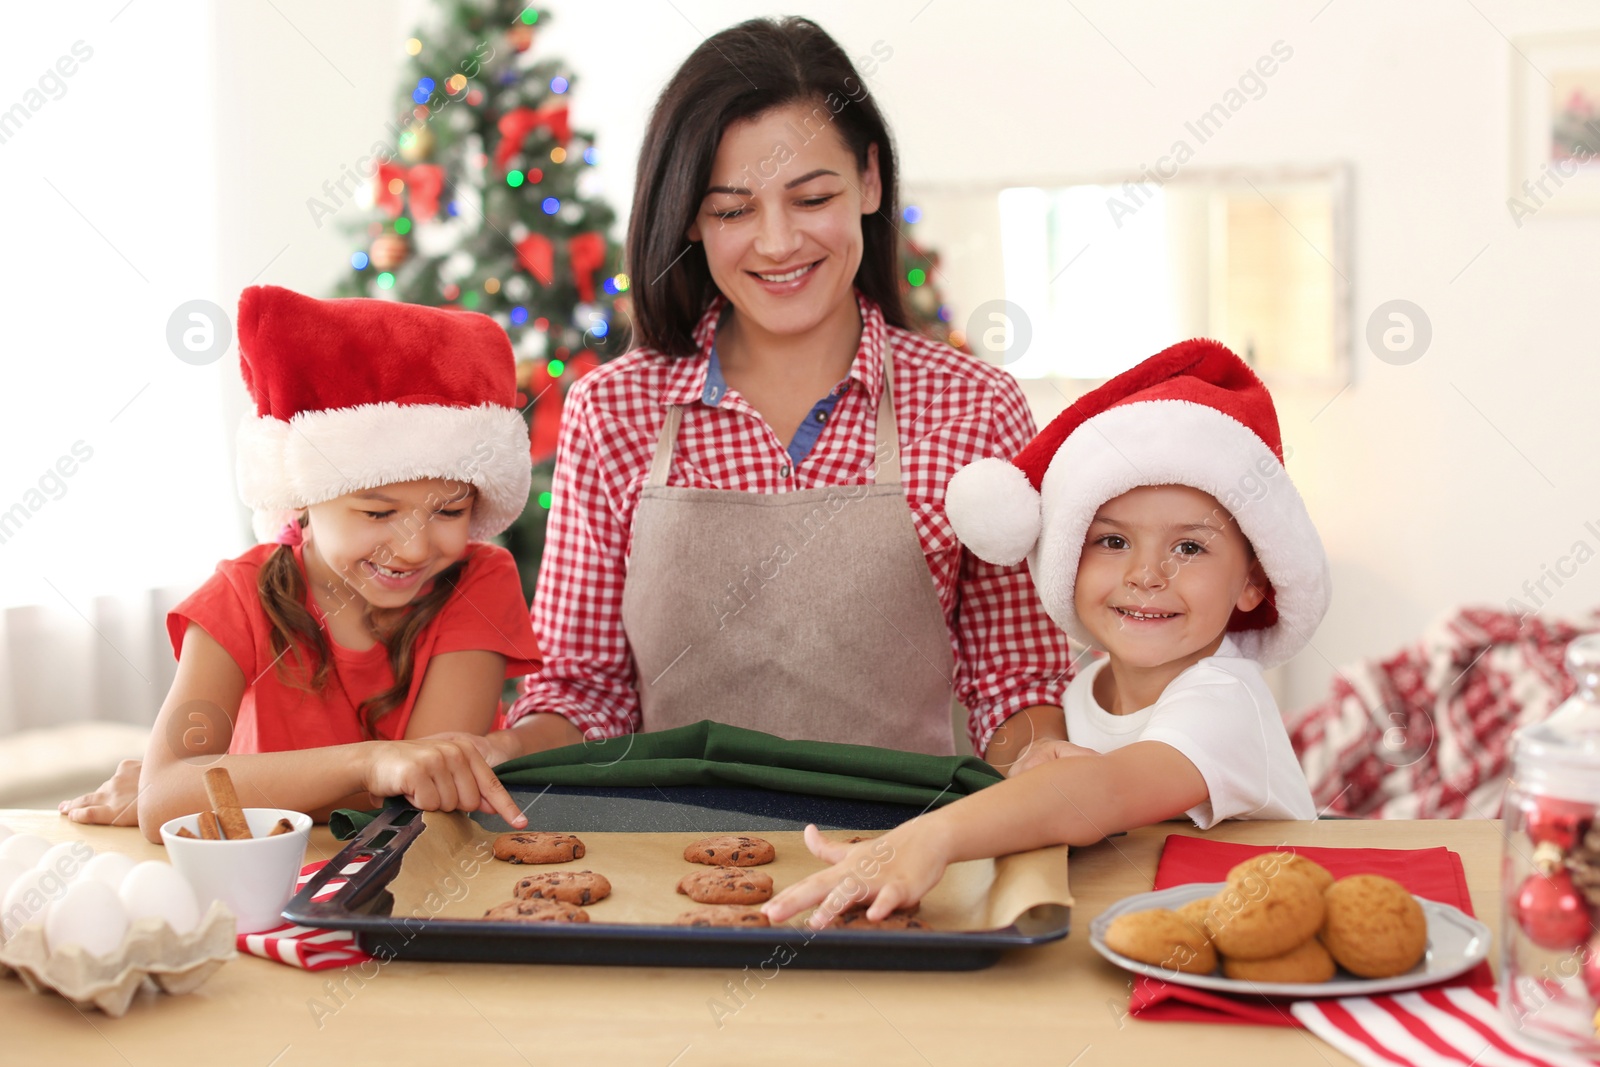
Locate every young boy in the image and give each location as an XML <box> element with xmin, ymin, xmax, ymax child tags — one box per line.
<box><xmin>764</xmin><ymin>339</ymin><xmax>1329</xmax><ymax>927</ymax></box>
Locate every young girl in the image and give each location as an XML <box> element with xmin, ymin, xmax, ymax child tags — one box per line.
<box><xmin>494</xmin><ymin>16</ymin><xmax>1074</xmax><ymax>766</ymax></box>
<box><xmin>61</xmin><ymin>285</ymin><xmax>539</xmax><ymax>840</ymax></box>
<box><xmin>766</xmin><ymin>341</ymin><xmax>1331</xmax><ymax>926</ymax></box>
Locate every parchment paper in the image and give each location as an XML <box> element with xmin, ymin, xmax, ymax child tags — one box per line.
<box><xmin>384</xmin><ymin>813</ymin><xmax>1072</xmax><ymax>931</ymax></box>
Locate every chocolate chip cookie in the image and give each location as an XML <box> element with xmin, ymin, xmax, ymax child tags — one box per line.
<box><xmin>676</xmin><ymin>867</ymin><xmax>774</xmax><ymax>905</ymax></box>
<box><xmin>512</xmin><ymin>870</ymin><xmax>612</xmax><ymax>906</ymax></box>
<box><xmin>673</xmin><ymin>905</ymin><xmax>771</xmax><ymax>927</ymax></box>
<box><xmin>492</xmin><ymin>831</ymin><xmax>586</xmax><ymax>864</ymax></box>
<box><xmin>482</xmin><ymin>898</ymin><xmax>590</xmax><ymax>923</ymax></box>
<box><xmin>683</xmin><ymin>835</ymin><xmax>775</xmax><ymax>867</ymax></box>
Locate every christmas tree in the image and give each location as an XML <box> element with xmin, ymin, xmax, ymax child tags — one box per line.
<box><xmin>893</xmin><ymin>203</ymin><xmax>968</xmax><ymax>352</ymax></box>
<box><xmin>332</xmin><ymin>6</ymin><xmax>967</xmax><ymax>596</ymax></box>
<box><xmin>333</xmin><ymin>2</ymin><xmax>628</xmax><ymax>601</ymax></box>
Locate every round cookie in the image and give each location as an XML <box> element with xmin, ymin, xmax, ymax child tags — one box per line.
<box><xmin>825</xmin><ymin>911</ymin><xmax>930</xmax><ymax>931</ymax></box>
<box><xmin>493</xmin><ymin>832</ymin><xmax>586</xmax><ymax>865</ymax></box>
<box><xmin>1222</xmin><ymin>936</ymin><xmax>1337</xmax><ymax>984</ymax></box>
<box><xmin>1227</xmin><ymin>852</ymin><xmax>1335</xmax><ymax>895</ymax></box>
<box><xmin>483</xmin><ymin>898</ymin><xmax>590</xmax><ymax>923</ymax></box>
<box><xmin>513</xmin><ymin>870</ymin><xmax>612</xmax><ymax>906</ymax></box>
<box><xmin>677</xmin><ymin>867</ymin><xmax>775</xmax><ymax>905</ymax></box>
<box><xmin>683</xmin><ymin>835</ymin><xmax>775</xmax><ymax>867</ymax></box>
<box><xmin>1319</xmin><ymin>874</ymin><xmax>1427</xmax><ymax>978</ymax></box>
<box><xmin>1175</xmin><ymin>896</ymin><xmax>1214</xmax><ymax>937</ymax></box>
<box><xmin>1204</xmin><ymin>868</ymin><xmax>1325</xmax><ymax>961</ymax></box>
<box><xmin>674</xmin><ymin>905</ymin><xmax>771</xmax><ymax>927</ymax></box>
<box><xmin>1104</xmin><ymin>909</ymin><xmax>1217</xmax><ymax>975</ymax></box>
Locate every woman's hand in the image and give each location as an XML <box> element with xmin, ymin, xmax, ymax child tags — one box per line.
<box><xmin>1006</xmin><ymin>739</ymin><xmax>1101</xmax><ymax>778</ymax></box>
<box><xmin>59</xmin><ymin>758</ymin><xmax>143</xmax><ymax>825</ymax></box>
<box><xmin>363</xmin><ymin>738</ymin><xmax>527</xmax><ymax>827</ymax></box>
<box><xmin>763</xmin><ymin>823</ymin><xmax>952</xmax><ymax>929</ymax></box>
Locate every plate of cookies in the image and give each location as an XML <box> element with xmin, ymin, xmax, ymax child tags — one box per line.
<box><xmin>1088</xmin><ymin>853</ymin><xmax>1491</xmax><ymax>998</ymax></box>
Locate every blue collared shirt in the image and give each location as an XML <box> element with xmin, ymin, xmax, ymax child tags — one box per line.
<box><xmin>703</xmin><ymin>332</ymin><xmax>851</xmax><ymax>467</ymax></box>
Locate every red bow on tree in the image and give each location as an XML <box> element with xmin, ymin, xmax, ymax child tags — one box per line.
<box><xmin>495</xmin><ymin>106</ymin><xmax>571</xmax><ymax>171</ymax></box>
<box><xmin>567</xmin><ymin>232</ymin><xmax>607</xmax><ymax>303</ymax></box>
<box><xmin>528</xmin><ymin>348</ymin><xmax>600</xmax><ymax>464</ymax></box>
<box><xmin>516</xmin><ymin>234</ymin><xmax>553</xmax><ymax>285</ymax></box>
<box><xmin>374</xmin><ymin>163</ymin><xmax>445</xmax><ymax>221</ymax></box>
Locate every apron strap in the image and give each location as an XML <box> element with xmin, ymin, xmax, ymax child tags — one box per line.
<box><xmin>646</xmin><ymin>343</ymin><xmax>903</xmax><ymax>489</ymax></box>
<box><xmin>647</xmin><ymin>405</ymin><xmax>684</xmax><ymax>488</ymax></box>
<box><xmin>873</xmin><ymin>345</ymin><xmax>900</xmax><ymax>486</ymax></box>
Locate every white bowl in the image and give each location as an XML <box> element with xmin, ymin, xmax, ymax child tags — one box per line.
<box><xmin>159</xmin><ymin>808</ymin><xmax>311</xmax><ymax>934</ymax></box>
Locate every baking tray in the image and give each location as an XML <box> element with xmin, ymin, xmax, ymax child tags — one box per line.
<box><xmin>284</xmin><ymin>785</ymin><xmax>1071</xmax><ymax>971</ymax></box>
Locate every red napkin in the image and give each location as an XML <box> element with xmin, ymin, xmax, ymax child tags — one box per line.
<box><xmin>1127</xmin><ymin>834</ymin><xmax>1495</xmax><ymax>1027</ymax></box>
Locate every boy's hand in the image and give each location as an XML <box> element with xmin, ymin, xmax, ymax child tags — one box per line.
<box><xmin>1007</xmin><ymin>739</ymin><xmax>1100</xmax><ymax>778</ymax></box>
<box><xmin>364</xmin><ymin>739</ymin><xmax>527</xmax><ymax>827</ymax></box>
<box><xmin>59</xmin><ymin>758</ymin><xmax>143</xmax><ymax>825</ymax></box>
<box><xmin>763</xmin><ymin>823</ymin><xmax>951</xmax><ymax>929</ymax></box>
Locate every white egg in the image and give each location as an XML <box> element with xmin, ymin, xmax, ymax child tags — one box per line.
<box><xmin>0</xmin><ymin>833</ymin><xmax>50</xmax><ymax>870</ymax></box>
<box><xmin>36</xmin><ymin>841</ymin><xmax>94</xmax><ymax>882</ymax></box>
<box><xmin>0</xmin><ymin>857</ymin><xmax>27</xmax><ymax>903</ymax></box>
<box><xmin>2</xmin><ymin>865</ymin><xmax>70</xmax><ymax>939</ymax></box>
<box><xmin>45</xmin><ymin>880</ymin><xmax>128</xmax><ymax>958</ymax></box>
<box><xmin>118</xmin><ymin>861</ymin><xmax>200</xmax><ymax>935</ymax></box>
<box><xmin>79</xmin><ymin>852</ymin><xmax>137</xmax><ymax>892</ymax></box>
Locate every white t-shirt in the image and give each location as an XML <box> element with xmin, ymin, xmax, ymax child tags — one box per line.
<box><xmin>1064</xmin><ymin>636</ymin><xmax>1316</xmax><ymax>828</ymax></box>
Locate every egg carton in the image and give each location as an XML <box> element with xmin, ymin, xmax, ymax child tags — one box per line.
<box><xmin>0</xmin><ymin>901</ymin><xmax>236</xmax><ymax>1017</ymax></box>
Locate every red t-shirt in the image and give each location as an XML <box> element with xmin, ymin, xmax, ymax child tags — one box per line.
<box><xmin>167</xmin><ymin>542</ymin><xmax>541</xmax><ymax>753</ymax></box>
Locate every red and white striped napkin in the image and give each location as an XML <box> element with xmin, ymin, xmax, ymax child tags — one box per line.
<box><xmin>235</xmin><ymin>858</ymin><xmax>376</xmax><ymax>971</ymax></box>
<box><xmin>1293</xmin><ymin>987</ymin><xmax>1600</xmax><ymax>1067</ymax></box>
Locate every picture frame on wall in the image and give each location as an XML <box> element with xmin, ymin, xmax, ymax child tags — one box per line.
<box><xmin>1509</xmin><ymin>32</ymin><xmax>1600</xmax><ymax>220</ymax></box>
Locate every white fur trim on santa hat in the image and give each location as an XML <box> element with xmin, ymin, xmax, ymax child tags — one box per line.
<box><xmin>236</xmin><ymin>401</ymin><xmax>531</xmax><ymax>542</ymax></box>
<box><xmin>946</xmin><ymin>457</ymin><xmax>1043</xmax><ymax>567</ymax></box>
<box><xmin>1029</xmin><ymin>399</ymin><xmax>1330</xmax><ymax>669</ymax></box>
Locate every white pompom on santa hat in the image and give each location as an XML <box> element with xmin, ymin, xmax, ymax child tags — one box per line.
<box><xmin>946</xmin><ymin>338</ymin><xmax>1330</xmax><ymax>668</ymax></box>
<box><xmin>234</xmin><ymin>285</ymin><xmax>531</xmax><ymax>543</ymax></box>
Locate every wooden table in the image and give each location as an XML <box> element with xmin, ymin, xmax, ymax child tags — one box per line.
<box><xmin>0</xmin><ymin>811</ymin><xmax>1503</xmax><ymax>1066</ymax></box>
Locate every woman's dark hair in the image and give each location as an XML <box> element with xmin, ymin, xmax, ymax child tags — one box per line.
<box><xmin>626</xmin><ymin>17</ymin><xmax>907</xmax><ymax>356</ymax></box>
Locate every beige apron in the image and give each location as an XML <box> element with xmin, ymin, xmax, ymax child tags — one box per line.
<box><xmin>619</xmin><ymin>347</ymin><xmax>958</xmax><ymax>755</ymax></box>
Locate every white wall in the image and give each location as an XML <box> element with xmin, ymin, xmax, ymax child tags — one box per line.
<box><xmin>5</xmin><ymin>0</ymin><xmax>1599</xmax><ymax>721</ymax></box>
<box><xmin>538</xmin><ymin>0</ymin><xmax>1600</xmax><ymax>710</ymax></box>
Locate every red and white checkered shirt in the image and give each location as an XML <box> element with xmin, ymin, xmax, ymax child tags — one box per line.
<box><xmin>507</xmin><ymin>295</ymin><xmax>1073</xmax><ymax>754</ymax></box>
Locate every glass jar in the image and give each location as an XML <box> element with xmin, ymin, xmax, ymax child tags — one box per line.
<box><xmin>1500</xmin><ymin>633</ymin><xmax>1600</xmax><ymax>1054</ymax></box>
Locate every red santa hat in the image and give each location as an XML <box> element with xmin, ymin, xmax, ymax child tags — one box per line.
<box><xmin>945</xmin><ymin>339</ymin><xmax>1330</xmax><ymax>668</ymax></box>
<box><xmin>234</xmin><ymin>285</ymin><xmax>531</xmax><ymax>543</ymax></box>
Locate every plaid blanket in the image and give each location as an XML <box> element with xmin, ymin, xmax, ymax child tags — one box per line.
<box><xmin>1287</xmin><ymin>607</ymin><xmax>1594</xmax><ymax>819</ymax></box>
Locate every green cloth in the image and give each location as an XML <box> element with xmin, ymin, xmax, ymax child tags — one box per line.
<box><xmin>332</xmin><ymin>720</ymin><xmax>1003</xmax><ymax>839</ymax></box>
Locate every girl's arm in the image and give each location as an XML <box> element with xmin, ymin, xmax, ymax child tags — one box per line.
<box><xmin>306</xmin><ymin>649</ymin><xmax>509</xmax><ymax>813</ymax></box>
<box><xmin>764</xmin><ymin>740</ymin><xmax>1208</xmax><ymax>927</ymax></box>
<box><xmin>135</xmin><ymin>624</ymin><xmax>525</xmax><ymax>843</ymax></box>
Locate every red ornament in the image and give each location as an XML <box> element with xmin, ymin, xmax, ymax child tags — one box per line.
<box><xmin>1584</xmin><ymin>933</ymin><xmax>1600</xmax><ymax>1002</ymax></box>
<box><xmin>508</xmin><ymin>24</ymin><xmax>535</xmax><ymax>52</ymax></box>
<box><xmin>1515</xmin><ymin>870</ymin><xmax>1594</xmax><ymax>951</ymax></box>
<box><xmin>369</xmin><ymin>233</ymin><xmax>410</xmax><ymax>271</ymax></box>
<box><xmin>1525</xmin><ymin>797</ymin><xmax>1596</xmax><ymax>853</ymax></box>
<box><xmin>567</xmin><ymin>231</ymin><xmax>606</xmax><ymax>303</ymax></box>
<box><xmin>516</xmin><ymin>234</ymin><xmax>554</xmax><ymax>285</ymax></box>
<box><xmin>495</xmin><ymin>106</ymin><xmax>571</xmax><ymax>171</ymax></box>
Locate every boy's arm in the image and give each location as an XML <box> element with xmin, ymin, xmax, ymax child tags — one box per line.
<box><xmin>765</xmin><ymin>740</ymin><xmax>1207</xmax><ymax>926</ymax></box>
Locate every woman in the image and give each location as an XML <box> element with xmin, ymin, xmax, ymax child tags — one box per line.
<box><xmin>497</xmin><ymin>17</ymin><xmax>1072</xmax><ymax>766</ymax></box>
